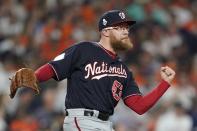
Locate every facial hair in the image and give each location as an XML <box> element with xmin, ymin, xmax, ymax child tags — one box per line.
<box><xmin>110</xmin><ymin>33</ymin><xmax>133</xmax><ymax>52</ymax></box>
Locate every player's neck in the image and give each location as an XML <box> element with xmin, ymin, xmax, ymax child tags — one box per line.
<box><xmin>98</xmin><ymin>39</ymin><xmax>116</xmax><ymax>54</ymax></box>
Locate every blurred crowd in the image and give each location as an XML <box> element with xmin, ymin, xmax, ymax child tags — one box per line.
<box><xmin>0</xmin><ymin>0</ymin><xmax>196</xmax><ymax>131</ymax></box>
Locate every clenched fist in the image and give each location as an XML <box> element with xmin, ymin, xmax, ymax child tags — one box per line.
<box><xmin>160</xmin><ymin>66</ymin><xmax>176</xmax><ymax>84</ymax></box>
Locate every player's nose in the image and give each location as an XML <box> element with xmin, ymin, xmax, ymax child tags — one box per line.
<box><xmin>123</xmin><ymin>30</ymin><xmax>129</xmax><ymax>36</ymax></box>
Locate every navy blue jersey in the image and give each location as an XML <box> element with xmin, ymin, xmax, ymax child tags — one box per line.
<box><xmin>49</xmin><ymin>42</ymin><xmax>141</xmax><ymax>115</ymax></box>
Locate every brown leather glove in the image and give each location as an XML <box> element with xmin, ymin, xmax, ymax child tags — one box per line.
<box><xmin>9</xmin><ymin>68</ymin><xmax>40</xmax><ymax>99</ymax></box>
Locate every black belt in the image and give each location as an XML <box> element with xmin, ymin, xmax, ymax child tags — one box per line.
<box><xmin>65</xmin><ymin>110</ymin><xmax>109</xmax><ymax>121</ymax></box>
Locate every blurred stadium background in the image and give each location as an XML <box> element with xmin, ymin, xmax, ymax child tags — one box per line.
<box><xmin>0</xmin><ymin>0</ymin><xmax>196</xmax><ymax>131</ymax></box>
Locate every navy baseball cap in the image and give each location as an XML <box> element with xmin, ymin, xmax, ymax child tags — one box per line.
<box><xmin>98</xmin><ymin>10</ymin><xmax>136</xmax><ymax>31</ymax></box>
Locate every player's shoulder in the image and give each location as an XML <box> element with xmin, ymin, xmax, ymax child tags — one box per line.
<box><xmin>75</xmin><ymin>41</ymin><xmax>98</xmax><ymax>49</ymax></box>
<box><xmin>117</xmin><ymin>61</ymin><xmax>133</xmax><ymax>74</ymax></box>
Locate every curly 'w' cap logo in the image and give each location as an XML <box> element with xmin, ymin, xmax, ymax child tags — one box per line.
<box><xmin>119</xmin><ymin>12</ymin><xmax>125</xmax><ymax>19</ymax></box>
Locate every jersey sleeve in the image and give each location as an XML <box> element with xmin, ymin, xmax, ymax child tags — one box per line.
<box><xmin>48</xmin><ymin>45</ymin><xmax>79</xmax><ymax>81</ymax></box>
<box><xmin>122</xmin><ymin>71</ymin><xmax>142</xmax><ymax>99</ymax></box>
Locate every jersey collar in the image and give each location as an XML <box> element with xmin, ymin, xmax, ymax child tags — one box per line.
<box><xmin>97</xmin><ymin>43</ymin><xmax>117</xmax><ymax>59</ymax></box>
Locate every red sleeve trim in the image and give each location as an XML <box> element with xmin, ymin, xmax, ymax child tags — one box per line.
<box><xmin>48</xmin><ymin>63</ymin><xmax>60</xmax><ymax>81</ymax></box>
<box><xmin>35</xmin><ymin>64</ymin><xmax>55</xmax><ymax>82</ymax></box>
<box><xmin>123</xmin><ymin>93</ymin><xmax>142</xmax><ymax>100</ymax></box>
<box><xmin>124</xmin><ymin>80</ymin><xmax>170</xmax><ymax>115</ymax></box>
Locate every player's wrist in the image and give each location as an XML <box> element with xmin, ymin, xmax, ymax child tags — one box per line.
<box><xmin>161</xmin><ymin>79</ymin><xmax>171</xmax><ymax>86</ymax></box>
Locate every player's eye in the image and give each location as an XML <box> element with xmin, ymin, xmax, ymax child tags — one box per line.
<box><xmin>112</xmin><ymin>27</ymin><xmax>119</xmax><ymax>30</ymax></box>
<box><xmin>113</xmin><ymin>26</ymin><xmax>129</xmax><ymax>31</ymax></box>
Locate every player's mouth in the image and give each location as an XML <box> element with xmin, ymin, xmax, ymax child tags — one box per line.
<box><xmin>121</xmin><ymin>37</ymin><xmax>129</xmax><ymax>40</ymax></box>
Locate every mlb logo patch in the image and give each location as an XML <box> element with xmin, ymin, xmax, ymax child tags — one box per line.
<box><xmin>103</xmin><ymin>19</ymin><xmax>107</xmax><ymax>26</ymax></box>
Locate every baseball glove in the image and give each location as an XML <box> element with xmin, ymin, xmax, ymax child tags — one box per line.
<box><xmin>9</xmin><ymin>68</ymin><xmax>40</xmax><ymax>99</ymax></box>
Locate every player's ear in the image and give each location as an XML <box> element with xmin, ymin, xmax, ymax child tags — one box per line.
<box><xmin>101</xmin><ymin>30</ymin><xmax>110</xmax><ymax>37</ymax></box>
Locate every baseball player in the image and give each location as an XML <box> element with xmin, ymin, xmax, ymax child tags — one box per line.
<box><xmin>9</xmin><ymin>10</ymin><xmax>175</xmax><ymax>131</ymax></box>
